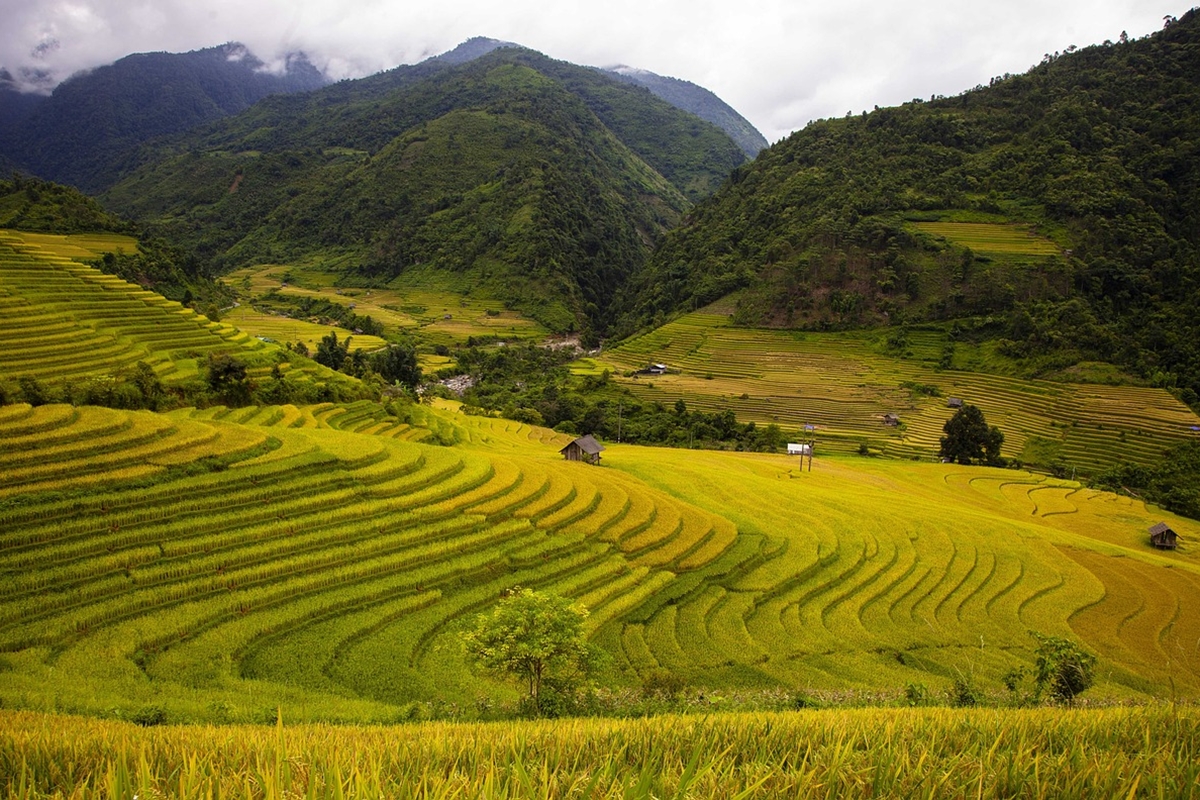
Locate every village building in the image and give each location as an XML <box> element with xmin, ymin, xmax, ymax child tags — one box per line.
<box><xmin>947</xmin><ymin>397</ymin><xmax>965</xmax><ymax>409</ymax></box>
<box><xmin>560</xmin><ymin>434</ymin><xmax>605</xmax><ymax>465</ymax></box>
<box><xmin>787</xmin><ymin>443</ymin><xmax>812</xmax><ymax>456</ymax></box>
<box><xmin>1149</xmin><ymin>522</ymin><xmax>1179</xmax><ymax>550</ymax></box>
<box><xmin>883</xmin><ymin>412</ymin><xmax>901</xmax><ymax>427</ymax></box>
<box><xmin>647</xmin><ymin>363</ymin><xmax>668</xmax><ymax>375</ymax></box>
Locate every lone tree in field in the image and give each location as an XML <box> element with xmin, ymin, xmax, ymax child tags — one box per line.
<box><xmin>462</xmin><ymin>587</ymin><xmax>596</xmax><ymax>714</ymax></box>
<box><xmin>939</xmin><ymin>403</ymin><xmax>1005</xmax><ymax>465</ymax></box>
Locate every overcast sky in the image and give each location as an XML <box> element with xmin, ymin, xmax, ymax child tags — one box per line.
<box><xmin>0</xmin><ymin>0</ymin><xmax>1183</xmax><ymax>142</ymax></box>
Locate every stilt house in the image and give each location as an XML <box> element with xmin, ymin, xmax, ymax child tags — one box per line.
<box><xmin>561</xmin><ymin>434</ymin><xmax>605</xmax><ymax>465</ymax></box>
<box><xmin>1149</xmin><ymin>522</ymin><xmax>1179</xmax><ymax>550</ymax></box>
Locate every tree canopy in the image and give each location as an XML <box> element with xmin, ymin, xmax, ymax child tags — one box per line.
<box><xmin>461</xmin><ymin>587</ymin><xmax>596</xmax><ymax>714</ymax></box>
<box><xmin>939</xmin><ymin>404</ymin><xmax>1004</xmax><ymax>465</ymax></box>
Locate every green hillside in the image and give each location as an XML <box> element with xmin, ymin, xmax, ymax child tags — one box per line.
<box><xmin>100</xmin><ymin>48</ymin><xmax>748</xmax><ymax>334</ymax></box>
<box><xmin>619</xmin><ymin>11</ymin><xmax>1200</xmax><ymax>407</ymax></box>
<box><xmin>0</xmin><ymin>44</ymin><xmax>328</xmax><ymax>194</ymax></box>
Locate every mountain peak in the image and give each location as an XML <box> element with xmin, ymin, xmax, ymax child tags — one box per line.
<box><xmin>432</xmin><ymin>37</ymin><xmax>522</xmax><ymax>66</ymax></box>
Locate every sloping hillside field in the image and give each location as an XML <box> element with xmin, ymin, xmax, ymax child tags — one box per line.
<box><xmin>583</xmin><ymin>307</ymin><xmax>1199</xmax><ymax>470</ymax></box>
<box><xmin>1</xmin><ymin>393</ymin><xmax>1198</xmax><ymax>722</ymax></box>
<box><xmin>0</xmin><ymin>230</ymin><xmax>250</xmax><ymax>384</ymax></box>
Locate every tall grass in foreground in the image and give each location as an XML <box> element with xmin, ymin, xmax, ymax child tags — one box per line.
<box><xmin>3</xmin><ymin>707</ymin><xmax>1198</xmax><ymax>798</ymax></box>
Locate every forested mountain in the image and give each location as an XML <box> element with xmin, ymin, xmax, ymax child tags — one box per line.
<box><xmin>602</xmin><ymin>66</ymin><xmax>768</xmax><ymax>157</ymax></box>
<box><xmin>0</xmin><ymin>44</ymin><xmax>328</xmax><ymax>193</ymax></box>
<box><xmin>100</xmin><ymin>47</ymin><xmax>749</xmax><ymax>333</ymax></box>
<box><xmin>621</xmin><ymin>11</ymin><xmax>1200</xmax><ymax>406</ymax></box>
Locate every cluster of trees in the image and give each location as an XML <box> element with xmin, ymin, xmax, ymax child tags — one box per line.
<box><xmin>310</xmin><ymin>331</ymin><xmax>422</xmax><ymax>388</ymax></box>
<box><xmin>1092</xmin><ymin>440</ymin><xmax>1200</xmax><ymax>520</ymax></box>
<box><xmin>0</xmin><ymin>351</ymin><xmax>383</xmax><ymax>413</ymax></box>
<box><xmin>260</xmin><ymin>293</ymin><xmax>386</xmax><ymax>337</ymax></box>
<box><xmin>448</xmin><ymin>344</ymin><xmax>784</xmax><ymax>451</ymax></box>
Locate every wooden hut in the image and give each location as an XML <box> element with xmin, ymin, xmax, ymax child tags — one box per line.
<box><xmin>1149</xmin><ymin>522</ymin><xmax>1179</xmax><ymax>550</ymax></box>
<box><xmin>883</xmin><ymin>412</ymin><xmax>901</xmax><ymax>427</ymax></box>
<box><xmin>947</xmin><ymin>397</ymin><xmax>964</xmax><ymax>409</ymax></box>
<box><xmin>560</xmin><ymin>434</ymin><xmax>605</xmax><ymax>465</ymax></box>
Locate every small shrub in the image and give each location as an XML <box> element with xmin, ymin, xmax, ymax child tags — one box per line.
<box><xmin>131</xmin><ymin>705</ymin><xmax>168</xmax><ymax>727</ymax></box>
<box><xmin>642</xmin><ymin>670</ymin><xmax>686</xmax><ymax>701</ymax></box>
<box><xmin>949</xmin><ymin>676</ymin><xmax>981</xmax><ymax>707</ymax></box>
<box><xmin>904</xmin><ymin>682</ymin><xmax>930</xmax><ymax>706</ymax></box>
<box><xmin>1031</xmin><ymin>632</ymin><xmax>1096</xmax><ymax>704</ymax></box>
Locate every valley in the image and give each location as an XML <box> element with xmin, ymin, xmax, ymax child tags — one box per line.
<box><xmin>2</xmin><ymin>11</ymin><xmax>1200</xmax><ymax>796</ymax></box>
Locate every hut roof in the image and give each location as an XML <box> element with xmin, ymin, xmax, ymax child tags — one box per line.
<box><xmin>562</xmin><ymin>434</ymin><xmax>605</xmax><ymax>456</ymax></box>
<box><xmin>1149</xmin><ymin>522</ymin><xmax>1174</xmax><ymax>536</ymax></box>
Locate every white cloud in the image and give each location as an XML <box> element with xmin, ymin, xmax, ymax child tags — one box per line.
<box><xmin>0</xmin><ymin>0</ymin><xmax>1182</xmax><ymax>140</ymax></box>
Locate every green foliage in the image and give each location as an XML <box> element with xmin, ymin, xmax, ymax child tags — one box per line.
<box><xmin>314</xmin><ymin>331</ymin><xmax>350</xmax><ymax>372</ymax></box>
<box><xmin>461</xmin><ymin>587</ymin><xmax>596</xmax><ymax>714</ymax></box>
<box><xmin>454</xmin><ymin>343</ymin><xmax>784</xmax><ymax>451</ymax></box>
<box><xmin>619</xmin><ymin>11</ymin><xmax>1200</xmax><ymax>401</ymax></box>
<box><xmin>948</xmin><ymin>676</ymin><xmax>982</xmax><ymax>708</ymax></box>
<box><xmin>0</xmin><ymin>175</ymin><xmax>133</xmax><ymax>233</ymax></box>
<box><xmin>1031</xmin><ymin>632</ymin><xmax>1096</xmax><ymax>705</ymax></box>
<box><xmin>1092</xmin><ymin>441</ymin><xmax>1200</xmax><ymax>520</ymax></box>
<box><xmin>371</xmin><ymin>344</ymin><xmax>422</xmax><ymax>388</ymax></box>
<box><xmin>205</xmin><ymin>354</ymin><xmax>254</xmax><ymax>406</ymax></box>
<box><xmin>101</xmin><ymin>47</ymin><xmax>748</xmax><ymax>334</ymax></box>
<box><xmin>940</xmin><ymin>404</ymin><xmax>1005</xmax><ymax>465</ymax></box>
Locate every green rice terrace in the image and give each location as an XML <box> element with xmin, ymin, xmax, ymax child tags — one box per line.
<box><xmin>0</xmin><ymin>230</ymin><xmax>356</xmax><ymax>391</ymax></box>
<box><xmin>1</xmin><ymin>391</ymin><xmax>1199</xmax><ymax>723</ymax></box>
<box><xmin>580</xmin><ymin>306</ymin><xmax>1200</xmax><ymax>471</ymax></box>
<box><xmin>223</xmin><ymin>262</ymin><xmax>548</xmax><ymax>350</ymax></box>
<box><xmin>909</xmin><ymin>221</ymin><xmax>1063</xmax><ymax>257</ymax></box>
<box><xmin>2</xmin><ymin>224</ymin><xmax>1200</xmax><ymax>727</ymax></box>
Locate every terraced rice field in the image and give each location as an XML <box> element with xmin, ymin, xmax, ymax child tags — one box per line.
<box><xmin>224</xmin><ymin>262</ymin><xmax>546</xmax><ymax>347</ymax></box>
<box><xmin>0</xmin><ymin>230</ymin><xmax>254</xmax><ymax>383</ymax></box>
<box><xmin>0</xmin><ymin>401</ymin><xmax>746</xmax><ymax>718</ymax></box>
<box><xmin>2</xmin><ymin>395</ymin><xmax>1198</xmax><ymax>722</ymax></box>
<box><xmin>910</xmin><ymin>222</ymin><xmax>1062</xmax><ymax>255</ymax></box>
<box><xmin>585</xmin><ymin>308</ymin><xmax>1199</xmax><ymax>469</ymax></box>
<box><xmin>221</xmin><ymin>306</ymin><xmax>388</xmax><ymax>354</ymax></box>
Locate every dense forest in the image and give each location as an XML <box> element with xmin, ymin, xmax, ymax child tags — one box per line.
<box><xmin>619</xmin><ymin>12</ymin><xmax>1200</xmax><ymax>407</ymax></box>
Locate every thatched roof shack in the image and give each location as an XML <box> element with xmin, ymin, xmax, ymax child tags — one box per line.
<box><xmin>1149</xmin><ymin>522</ymin><xmax>1179</xmax><ymax>550</ymax></box>
<box><xmin>561</xmin><ymin>434</ymin><xmax>605</xmax><ymax>465</ymax></box>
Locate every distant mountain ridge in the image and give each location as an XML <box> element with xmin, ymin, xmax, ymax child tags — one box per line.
<box><xmin>99</xmin><ymin>46</ymin><xmax>750</xmax><ymax>334</ymax></box>
<box><xmin>0</xmin><ymin>43</ymin><xmax>329</xmax><ymax>192</ymax></box>
<box><xmin>602</xmin><ymin>65</ymin><xmax>767</xmax><ymax>157</ymax></box>
<box><xmin>421</xmin><ymin>37</ymin><xmax>768</xmax><ymax>157</ymax></box>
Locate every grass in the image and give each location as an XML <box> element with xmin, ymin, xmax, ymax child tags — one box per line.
<box><xmin>2</xmin><ymin>706</ymin><xmax>1198</xmax><ymax>798</ymax></box>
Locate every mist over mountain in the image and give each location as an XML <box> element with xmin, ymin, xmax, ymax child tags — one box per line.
<box><xmin>0</xmin><ymin>43</ymin><xmax>329</xmax><ymax>192</ymax></box>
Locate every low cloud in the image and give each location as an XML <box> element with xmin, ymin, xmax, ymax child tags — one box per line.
<box><xmin>0</xmin><ymin>0</ymin><xmax>1179</xmax><ymax>141</ymax></box>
